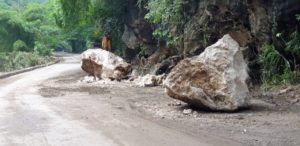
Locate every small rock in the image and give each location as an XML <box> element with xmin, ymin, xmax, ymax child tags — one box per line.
<box><xmin>291</xmin><ymin>98</ymin><xmax>299</xmax><ymax>104</ymax></box>
<box><xmin>183</xmin><ymin>109</ymin><xmax>192</xmax><ymax>115</ymax></box>
<box><xmin>295</xmin><ymin>94</ymin><xmax>300</xmax><ymax>99</ymax></box>
<box><xmin>82</xmin><ymin>76</ymin><xmax>95</xmax><ymax>83</ymax></box>
<box><xmin>175</xmin><ymin>101</ymin><xmax>182</xmax><ymax>106</ymax></box>
<box><xmin>279</xmin><ymin>87</ymin><xmax>293</xmax><ymax>95</ymax></box>
<box><xmin>134</xmin><ymin>74</ymin><xmax>166</xmax><ymax>87</ymax></box>
<box><xmin>236</xmin><ymin>115</ymin><xmax>245</xmax><ymax>120</ymax></box>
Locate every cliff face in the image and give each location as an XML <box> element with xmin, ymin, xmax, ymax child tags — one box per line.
<box><xmin>122</xmin><ymin>0</ymin><xmax>156</xmax><ymax>61</ymax></box>
<box><xmin>121</xmin><ymin>0</ymin><xmax>300</xmax><ymax>81</ymax></box>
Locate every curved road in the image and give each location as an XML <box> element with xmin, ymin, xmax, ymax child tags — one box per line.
<box><xmin>0</xmin><ymin>53</ymin><xmax>241</xmax><ymax>146</ymax></box>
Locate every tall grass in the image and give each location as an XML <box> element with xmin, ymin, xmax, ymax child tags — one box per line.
<box><xmin>260</xmin><ymin>44</ymin><xmax>300</xmax><ymax>89</ymax></box>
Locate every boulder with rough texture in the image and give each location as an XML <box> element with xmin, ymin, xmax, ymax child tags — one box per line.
<box><xmin>164</xmin><ymin>35</ymin><xmax>249</xmax><ymax>111</ymax></box>
<box><xmin>81</xmin><ymin>49</ymin><xmax>131</xmax><ymax>81</ymax></box>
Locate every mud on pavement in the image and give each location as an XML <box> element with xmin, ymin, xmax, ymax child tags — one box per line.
<box><xmin>39</xmin><ymin>70</ymin><xmax>300</xmax><ymax>146</ymax></box>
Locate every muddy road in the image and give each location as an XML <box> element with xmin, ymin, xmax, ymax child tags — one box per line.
<box><xmin>0</xmin><ymin>54</ymin><xmax>299</xmax><ymax>146</ymax></box>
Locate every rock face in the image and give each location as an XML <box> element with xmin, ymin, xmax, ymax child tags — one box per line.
<box><xmin>81</xmin><ymin>49</ymin><xmax>131</xmax><ymax>80</ymax></box>
<box><xmin>121</xmin><ymin>0</ymin><xmax>300</xmax><ymax>83</ymax></box>
<box><xmin>121</xmin><ymin>25</ymin><xmax>139</xmax><ymax>49</ymax></box>
<box><xmin>164</xmin><ymin>35</ymin><xmax>249</xmax><ymax>111</ymax></box>
<box><xmin>122</xmin><ymin>0</ymin><xmax>157</xmax><ymax>62</ymax></box>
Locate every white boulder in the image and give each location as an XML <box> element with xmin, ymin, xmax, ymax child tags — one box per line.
<box><xmin>81</xmin><ymin>49</ymin><xmax>131</xmax><ymax>81</ymax></box>
<box><xmin>163</xmin><ymin>35</ymin><xmax>249</xmax><ymax>111</ymax></box>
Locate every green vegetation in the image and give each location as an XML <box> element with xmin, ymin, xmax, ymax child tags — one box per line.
<box><xmin>260</xmin><ymin>44</ymin><xmax>298</xmax><ymax>88</ymax></box>
<box><xmin>0</xmin><ymin>0</ymin><xmax>62</xmax><ymax>55</ymax></box>
<box><xmin>0</xmin><ymin>0</ymin><xmax>128</xmax><ymax>72</ymax></box>
<box><xmin>0</xmin><ymin>0</ymin><xmax>61</xmax><ymax>72</ymax></box>
<box><xmin>0</xmin><ymin>10</ymin><xmax>34</xmax><ymax>52</ymax></box>
<box><xmin>144</xmin><ymin>0</ymin><xmax>184</xmax><ymax>46</ymax></box>
<box><xmin>260</xmin><ymin>15</ymin><xmax>300</xmax><ymax>89</ymax></box>
<box><xmin>59</xmin><ymin>0</ymin><xmax>126</xmax><ymax>54</ymax></box>
<box><xmin>0</xmin><ymin>52</ymin><xmax>52</xmax><ymax>72</ymax></box>
<box><xmin>13</xmin><ymin>40</ymin><xmax>29</xmax><ymax>52</ymax></box>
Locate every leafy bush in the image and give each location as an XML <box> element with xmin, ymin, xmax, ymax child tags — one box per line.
<box><xmin>0</xmin><ymin>52</ymin><xmax>9</xmax><ymax>71</ymax></box>
<box><xmin>34</xmin><ymin>41</ymin><xmax>53</xmax><ymax>56</ymax></box>
<box><xmin>0</xmin><ymin>51</ymin><xmax>52</xmax><ymax>72</ymax></box>
<box><xmin>296</xmin><ymin>14</ymin><xmax>300</xmax><ymax>21</ymax></box>
<box><xmin>260</xmin><ymin>44</ymin><xmax>299</xmax><ymax>89</ymax></box>
<box><xmin>0</xmin><ymin>11</ymin><xmax>35</xmax><ymax>52</ymax></box>
<box><xmin>57</xmin><ymin>41</ymin><xmax>72</xmax><ymax>52</ymax></box>
<box><xmin>286</xmin><ymin>30</ymin><xmax>300</xmax><ymax>64</ymax></box>
<box><xmin>23</xmin><ymin>3</ymin><xmax>46</xmax><ymax>22</ymax></box>
<box><xmin>60</xmin><ymin>0</ymin><xmax>126</xmax><ymax>53</ymax></box>
<box><xmin>13</xmin><ymin>40</ymin><xmax>29</xmax><ymax>52</ymax></box>
<box><xmin>260</xmin><ymin>14</ymin><xmax>300</xmax><ymax>89</ymax></box>
<box><xmin>144</xmin><ymin>0</ymin><xmax>184</xmax><ymax>46</ymax></box>
<box><xmin>0</xmin><ymin>1</ymin><xmax>63</xmax><ymax>55</ymax></box>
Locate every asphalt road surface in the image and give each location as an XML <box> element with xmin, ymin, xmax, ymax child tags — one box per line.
<box><xmin>0</xmin><ymin>53</ymin><xmax>245</xmax><ymax>146</ymax></box>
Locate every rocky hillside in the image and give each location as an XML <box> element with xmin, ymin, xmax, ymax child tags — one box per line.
<box><xmin>121</xmin><ymin>0</ymin><xmax>300</xmax><ymax>84</ymax></box>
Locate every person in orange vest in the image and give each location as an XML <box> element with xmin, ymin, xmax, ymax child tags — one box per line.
<box><xmin>102</xmin><ymin>32</ymin><xmax>112</xmax><ymax>52</ymax></box>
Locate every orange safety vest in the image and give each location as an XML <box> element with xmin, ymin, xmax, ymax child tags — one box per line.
<box><xmin>102</xmin><ymin>36</ymin><xmax>111</xmax><ymax>52</ymax></box>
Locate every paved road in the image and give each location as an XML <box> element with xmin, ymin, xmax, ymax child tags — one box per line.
<box><xmin>0</xmin><ymin>54</ymin><xmax>241</xmax><ymax>146</ymax></box>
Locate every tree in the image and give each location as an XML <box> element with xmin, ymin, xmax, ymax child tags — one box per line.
<box><xmin>59</xmin><ymin>0</ymin><xmax>126</xmax><ymax>53</ymax></box>
<box><xmin>0</xmin><ymin>11</ymin><xmax>34</xmax><ymax>52</ymax></box>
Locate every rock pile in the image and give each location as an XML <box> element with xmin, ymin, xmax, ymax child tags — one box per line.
<box><xmin>134</xmin><ymin>74</ymin><xmax>166</xmax><ymax>87</ymax></box>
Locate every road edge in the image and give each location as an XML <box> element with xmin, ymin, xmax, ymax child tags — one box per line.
<box><xmin>0</xmin><ymin>59</ymin><xmax>60</xmax><ymax>79</ymax></box>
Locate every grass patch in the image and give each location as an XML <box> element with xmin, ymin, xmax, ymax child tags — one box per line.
<box><xmin>260</xmin><ymin>44</ymin><xmax>300</xmax><ymax>90</ymax></box>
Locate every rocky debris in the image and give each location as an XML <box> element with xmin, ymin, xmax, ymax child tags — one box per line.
<box><xmin>257</xmin><ymin>85</ymin><xmax>300</xmax><ymax>106</ymax></box>
<box><xmin>164</xmin><ymin>35</ymin><xmax>249</xmax><ymax>111</ymax></box>
<box><xmin>134</xmin><ymin>74</ymin><xmax>166</xmax><ymax>87</ymax></box>
<box><xmin>183</xmin><ymin>109</ymin><xmax>193</xmax><ymax>115</ymax></box>
<box><xmin>168</xmin><ymin>100</ymin><xmax>183</xmax><ymax>107</ymax></box>
<box><xmin>81</xmin><ymin>49</ymin><xmax>131</xmax><ymax>81</ymax></box>
<box><xmin>243</xmin><ymin>129</ymin><xmax>247</xmax><ymax>134</ymax></box>
<box><xmin>80</xmin><ymin>76</ymin><xmax>118</xmax><ymax>86</ymax></box>
<box><xmin>279</xmin><ymin>87</ymin><xmax>293</xmax><ymax>95</ymax></box>
<box><xmin>82</xmin><ymin>76</ymin><xmax>97</xmax><ymax>83</ymax></box>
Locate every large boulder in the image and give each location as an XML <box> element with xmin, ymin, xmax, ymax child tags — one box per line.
<box><xmin>163</xmin><ymin>35</ymin><xmax>249</xmax><ymax>111</ymax></box>
<box><xmin>81</xmin><ymin>49</ymin><xmax>131</xmax><ymax>81</ymax></box>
